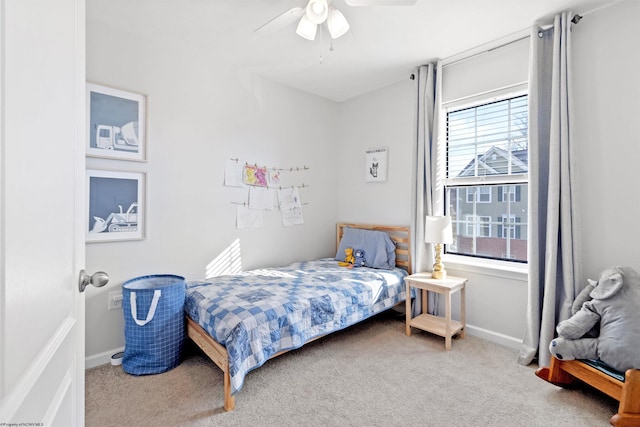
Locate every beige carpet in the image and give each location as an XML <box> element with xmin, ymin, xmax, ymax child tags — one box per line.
<box><xmin>86</xmin><ymin>312</ymin><xmax>618</xmax><ymax>426</ymax></box>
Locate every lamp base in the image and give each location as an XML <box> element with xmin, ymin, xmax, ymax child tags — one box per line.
<box><xmin>431</xmin><ymin>269</ymin><xmax>447</xmax><ymax>280</ymax></box>
<box><xmin>432</xmin><ymin>242</ymin><xmax>446</xmax><ymax>280</ymax></box>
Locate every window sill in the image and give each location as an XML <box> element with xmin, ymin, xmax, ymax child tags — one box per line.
<box><xmin>442</xmin><ymin>254</ymin><xmax>528</xmax><ymax>281</ymax></box>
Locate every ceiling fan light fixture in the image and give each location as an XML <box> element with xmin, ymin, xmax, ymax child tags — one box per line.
<box><xmin>296</xmin><ymin>15</ymin><xmax>317</xmax><ymax>40</ymax></box>
<box><xmin>305</xmin><ymin>0</ymin><xmax>329</xmax><ymax>24</ymax></box>
<box><xmin>327</xmin><ymin>7</ymin><xmax>350</xmax><ymax>39</ymax></box>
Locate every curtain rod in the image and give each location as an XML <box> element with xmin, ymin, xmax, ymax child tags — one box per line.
<box><xmin>441</xmin><ymin>30</ymin><xmax>530</xmax><ymax>68</ymax></box>
<box><xmin>442</xmin><ymin>12</ymin><xmax>583</xmax><ymax>68</ymax></box>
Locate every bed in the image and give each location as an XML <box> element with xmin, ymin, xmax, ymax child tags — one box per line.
<box><xmin>185</xmin><ymin>223</ymin><xmax>412</xmax><ymax>411</ymax></box>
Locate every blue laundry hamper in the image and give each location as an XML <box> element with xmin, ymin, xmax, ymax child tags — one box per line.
<box><xmin>122</xmin><ymin>274</ymin><xmax>186</xmax><ymax>375</ymax></box>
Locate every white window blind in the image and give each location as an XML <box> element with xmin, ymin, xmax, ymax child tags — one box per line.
<box><xmin>447</xmin><ymin>95</ymin><xmax>528</xmax><ymax>183</ymax></box>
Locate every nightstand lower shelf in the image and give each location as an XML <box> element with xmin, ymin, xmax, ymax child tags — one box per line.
<box><xmin>409</xmin><ymin>313</ymin><xmax>463</xmax><ymax>338</ymax></box>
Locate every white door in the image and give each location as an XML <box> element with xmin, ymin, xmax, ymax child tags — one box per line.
<box><xmin>0</xmin><ymin>0</ymin><xmax>88</xmax><ymax>425</ymax></box>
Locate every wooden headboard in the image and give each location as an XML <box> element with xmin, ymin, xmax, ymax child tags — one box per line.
<box><xmin>336</xmin><ymin>223</ymin><xmax>412</xmax><ymax>273</ymax></box>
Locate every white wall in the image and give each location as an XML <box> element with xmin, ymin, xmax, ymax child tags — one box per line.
<box><xmin>85</xmin><ymin>13</ymin><xmax>340</xmax><ymax>363</ymax></box>
<box><xmin>573</xmin><ymin>0</ymin><xmax>640</xmax><ymax>278</ymax></box>
<box><xmin>335</xmin><ymin>79</ymin><xmax>415</xmax><ymax>226</ymax></box>
<box><xmin>442</xmin><ymin>37</ymin><xmax>529</xmax><ymax>104</ymax></box>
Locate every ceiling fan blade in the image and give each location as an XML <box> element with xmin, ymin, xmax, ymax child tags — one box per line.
<box><xmin>344</xmin><ymin>0</ymin><xmax>417</xmax><ymax>5</ymax></box>
<box><xmin>253</xmin><ymin>7</ymin><xmax>305</xmax><ymax>34</ymax></box>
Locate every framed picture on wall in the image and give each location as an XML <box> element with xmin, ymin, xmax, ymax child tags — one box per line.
<box><xmin>365</xmin><ymin>147</ymin><xmax>388</xmax><ymax>182</ymax></box>
<box><xmin>86</xmin><ymin>83</ymin><xmax>146</xmax><ymax>161</ymax></box>
<box><xmin>86</xmin><ymin>169</ymin><xmax>146</xmax><ymax>243</ymax></box>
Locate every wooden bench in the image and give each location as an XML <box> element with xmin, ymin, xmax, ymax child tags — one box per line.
<box><xmin>536</xmin><ymin>357</ymin><xmax>640</xmax><ymax>426</ymax></box>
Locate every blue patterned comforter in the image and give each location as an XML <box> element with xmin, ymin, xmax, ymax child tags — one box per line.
<box><xmin>185</xmin><ymin>258</ymin><xmax>408</xmax><ymax>395</ymax></box>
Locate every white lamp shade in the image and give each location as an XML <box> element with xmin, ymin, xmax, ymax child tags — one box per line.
<box><xmin>296</xmin><ymin>15</ymin><xmax>318</xmax><ymax>40</ymax></box>
<box><xmin>327</xmin><ymin>7</ymin><xmax>349</xmax><ymax>39</ymax></box>
<box><xmin>305</xmin><ymin>0</ymin><xmax>329</xmax><ymax>24</ymax></box>
<box><xmin>425</xmin><ymin>216</ymin><xmax>453</xmax><ymax>244</ymax></box>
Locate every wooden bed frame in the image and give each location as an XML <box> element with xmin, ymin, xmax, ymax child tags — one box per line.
<box><xmin>186</xmin><ymin>223</ymin><xmax>411</xmax><ymax>411</ymax></box>
<box><xmin>536</xmin><ymin>357</ymin><xmax>640</xmax><ymax>426</ymax></box>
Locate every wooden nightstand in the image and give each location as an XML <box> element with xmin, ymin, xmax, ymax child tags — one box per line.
<box><xmin>404</xmin><ymin>272</ymin><xmax>467</xmax><ymax>350</ymax></box>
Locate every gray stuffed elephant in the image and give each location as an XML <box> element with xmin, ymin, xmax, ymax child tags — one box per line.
<box><xmin>549</xmin><ymin>266</ymin><xmax>640</xmax><ymax>372</ymax></box>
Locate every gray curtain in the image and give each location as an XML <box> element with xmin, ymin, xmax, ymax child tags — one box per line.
<box><xmin>411</xmin><ymin>62</ymin><xmax>443</xmax><ymax>316</ymax></box>
<box><xmin>518</xmin><ymin>12</ymin><xmax>583</xmax><ymax>368</ymax></box>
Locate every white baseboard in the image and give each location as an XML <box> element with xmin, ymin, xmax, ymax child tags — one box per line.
<box><xmin>85</xmin><ymin>346</ymin><xmax>125</xmax><ymax>369</ymax></box>
<box><xmin>465</xmin><ymin>324</ymin><xmax>522</xmax><ymax>350</ymax></box>
<box><xmin>85</xmin><ymin>326</ymin><xmax>522</xmax><ymax>368</ymax></box>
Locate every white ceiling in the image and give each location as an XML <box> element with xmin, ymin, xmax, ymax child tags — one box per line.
<box><xmin>88</xmin><ymin>0</ymin><xmax>621</xmax><ymax>102</ymax></box>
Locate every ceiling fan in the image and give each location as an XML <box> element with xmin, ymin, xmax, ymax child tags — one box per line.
<box><xmin>254</xmin><ymin>0</ymin><xmax>417</xmax><ymax>41</ymax></box>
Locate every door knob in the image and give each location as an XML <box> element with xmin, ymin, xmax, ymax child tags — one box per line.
<box><xmin>78</xmin><ymin>269</ymin><xmax>109</xmax><ymax>293</ymax></box>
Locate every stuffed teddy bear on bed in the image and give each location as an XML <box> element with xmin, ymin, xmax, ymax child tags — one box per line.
<box><xmin>338</xmin><ymin>248</ymin><xmax>355</xmax><ymax>268</ymax></box>
<box><xmin>549</xmin><ymin>266</ymin><xmax>640</xmax><ymax>372</ymax></box>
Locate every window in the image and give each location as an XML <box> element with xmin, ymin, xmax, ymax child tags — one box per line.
<box><xmin>499</xmin><ymin>185</ymin><xmax>521</xmax><ymax>202</ymax></box>
<box><xmin>466</xmin><ymin>187</ymin><xmax>491</xmax><ymax>203</ymax></box>
<box><xmin>479</xmin><ymin>216</ymin><xmax>491</xmax><ymax>237</ymax></box>
<box><xmin>463</xmin><ymin>214</ymin><xmax>491</xmax><ymax>237</ymax></box>
<box><xmin>464</xmin><ymin>214</ymin><xmax>474</xmax><ymax>236</ymax></box>
<box><xmin>445</xmin><ymin>94</ymin><xmax>528</xmax><ymax>263</ymax></box>
<box><xmin>500</xmin><ymin>215</ymin><xmax>522</xmax><ymax>239</ymax></box>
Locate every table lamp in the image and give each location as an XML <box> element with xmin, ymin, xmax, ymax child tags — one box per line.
<box><xmin>425</xmin><ymin>216</ymin><xmax>453</xmax><ymax>279</ymax></box>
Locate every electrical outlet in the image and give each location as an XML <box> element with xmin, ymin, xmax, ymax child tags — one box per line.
<box><xmin>108</xmin><ymin>291</ymin><xmax>123</xmax><ymax>310</ymax></box>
